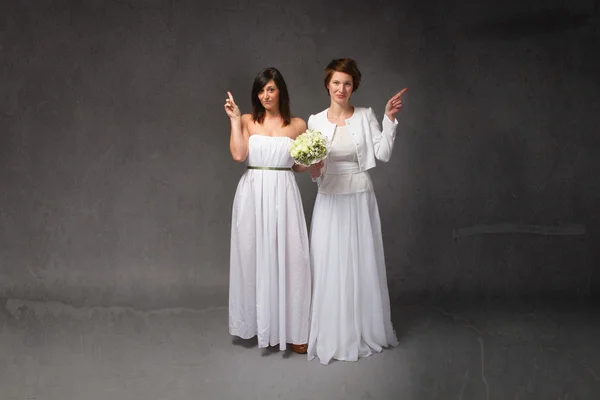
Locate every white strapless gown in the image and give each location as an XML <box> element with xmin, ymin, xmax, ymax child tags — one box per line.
<box><xmin>229</xmin><ymin>135</ymin><xmax>311</xmax><ymax>350</ymax></box>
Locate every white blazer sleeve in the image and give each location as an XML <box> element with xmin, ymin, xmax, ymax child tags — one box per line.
<box><xmin>307</xmin><ymin>114</ymin><xmax>323</xmax><ymax>183</ymax></box>
<box><xmin>307</xmin><ymin>114</ymin><xmax>315</xmax><ymax>131</ymax></box>
<box><xmin>368</xmin><ymin>107</ymin><xmax>398</xmax><ymax>163</ymax></box>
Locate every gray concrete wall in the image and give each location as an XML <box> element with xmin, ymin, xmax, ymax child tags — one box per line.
<box><xmin>1</xmin><ymin>0</ymin><xmax>599</xmax><ymax>309</ymax></box>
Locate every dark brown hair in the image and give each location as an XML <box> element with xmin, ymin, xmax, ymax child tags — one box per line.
<box><xmin>251</xmin><ymin>67</ymin><xmax>291</xmax><ymax>126</ymax></box>
<box><xmin>324</xmin><ymin>58</ymin><xmax>362</xmax><ymax>94</ymax></box>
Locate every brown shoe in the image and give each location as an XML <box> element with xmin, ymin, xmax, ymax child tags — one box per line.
<box><xmin>291</xmin><ymin>343</ymin><xmax>307</xmax><ymax>354</ymax></box>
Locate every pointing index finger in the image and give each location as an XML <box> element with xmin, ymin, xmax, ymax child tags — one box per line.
<box><xmin>398</xmin><ymin>88</ymin><xmax>408</xmax><ymax>98</ymax></box>
<box><xmin>227</xmin><ymin>91</ymin><xmax>235</xmax><ymax>102</ymax></box>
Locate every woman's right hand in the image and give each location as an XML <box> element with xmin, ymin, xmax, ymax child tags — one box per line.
<box><xmin>224</xmin><ymin>91</ymin><xmax>241</xmax><ymax>120</ymax></box>
<box><xmin>308</xmin><ymin>160</ymin><xmax>324</xmax><ymax>179</ymax></box>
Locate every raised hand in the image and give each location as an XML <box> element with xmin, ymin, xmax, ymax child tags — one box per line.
<box><xmin>385</xmin><ymin>88</ymin><xmax>407</xmax><ymax>121</ymax></box>
<box><xmin>224</xmin><ymin>91</ymin><xmax>241</xmax><ymax>120</ymax></box>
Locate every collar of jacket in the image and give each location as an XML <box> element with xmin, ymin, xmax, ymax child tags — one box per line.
<box><xmin>315</xmin><ymin>107</ymin><xmax>361</xmax><ymax>142</ymax></box>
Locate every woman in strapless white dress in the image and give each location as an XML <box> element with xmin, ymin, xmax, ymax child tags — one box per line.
<box><xmin>224</xmin><ymin>67</ymin><xmax>310</xmax><ymax>354</ymax></box>
<box><xmin>306</xmin><ymin>58</ymin><xmax>408</xmax><ymax>365</ymax></box>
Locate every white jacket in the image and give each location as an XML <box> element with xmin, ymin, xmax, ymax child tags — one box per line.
<box><xmin>307</xmin><ymin>106</ymin><xmax>399</xmax><ymax>176</ymax></box>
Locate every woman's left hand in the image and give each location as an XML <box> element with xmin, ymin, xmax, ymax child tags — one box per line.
<box><xmin>385</xmin><ymin>88</ymin><xmax>408</xmax><ymax>121</ymax></box>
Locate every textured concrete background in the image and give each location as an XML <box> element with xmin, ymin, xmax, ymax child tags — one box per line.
<box><xmin>1</xmin><ymin>0</ymin><xmax>599</xmax><ymax>310</ymax></box>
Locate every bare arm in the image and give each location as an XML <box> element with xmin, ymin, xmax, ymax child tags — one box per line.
<box><xmin>224</xmin><ymin>91</ymin><xmax>249</xmax><ymax>162</ymax></box>
<box><xmin>229</xmin><ymin>115</ymin><xmax>250</xmax><ymax>162</ymax></box>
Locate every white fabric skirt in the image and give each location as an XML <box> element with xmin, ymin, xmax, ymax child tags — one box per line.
<box><xmin>229</xmin><ymin>136</ymin><xmax>311</xmax><ymax>350</ymax></box>
<box><xmin>307</xmin><ymin>190</ymin><xmax>398</xmax><ymax>364</ymax></box>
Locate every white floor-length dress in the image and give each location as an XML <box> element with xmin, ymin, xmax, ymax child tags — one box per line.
<box><xmin>307</xmin><ymin>125</ymin><xmax>398</xmax><ymax>365</ymax></box>
<box><xmin>229</xmin><ymin>135</ymin><xmax>311</xmax><ymax>350</ymax></box>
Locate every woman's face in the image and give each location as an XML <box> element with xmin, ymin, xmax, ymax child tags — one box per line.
<box><xmin>327</xmin><ymin>71</ymin><xmax>354</xmax><ymax>104</ymax></box>
<box><xmin>258</xmin><ymin>80</ymin><xmax>280</xmax><ymax>111</ymax></box>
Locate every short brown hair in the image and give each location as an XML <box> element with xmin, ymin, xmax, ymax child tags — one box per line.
<box><xmin>324</xmin><ymin>58</ymin><xmax>362</xmax><ymax>94</ymax></box>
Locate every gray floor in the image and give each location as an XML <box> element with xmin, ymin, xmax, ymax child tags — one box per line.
<box><xmin>1</xmin><ymin>297</ymin><xmax>598</xmax><ymax>400</ymax></box>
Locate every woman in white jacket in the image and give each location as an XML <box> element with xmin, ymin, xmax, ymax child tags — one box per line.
<box><xmin>306</xmin><ymin>58</ymin><xmax>407</xmax><ymax>365</ymax></box>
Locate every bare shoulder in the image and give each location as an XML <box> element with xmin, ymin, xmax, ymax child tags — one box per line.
<box><xmin>241</xmin><ymin>113</ymin><xmax>253</xmax><ymax>127</ymax></box>
<box><xmin>290</xmin><ymin>116</ymin><xmax>307</xmax><ymax>132</ymax></box>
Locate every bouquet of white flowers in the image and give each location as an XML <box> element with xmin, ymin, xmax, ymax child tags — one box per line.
<box><xmin>289</xmin><ymin>129</ymin><xmax>329</xmax><ymax>167</ymax></box>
